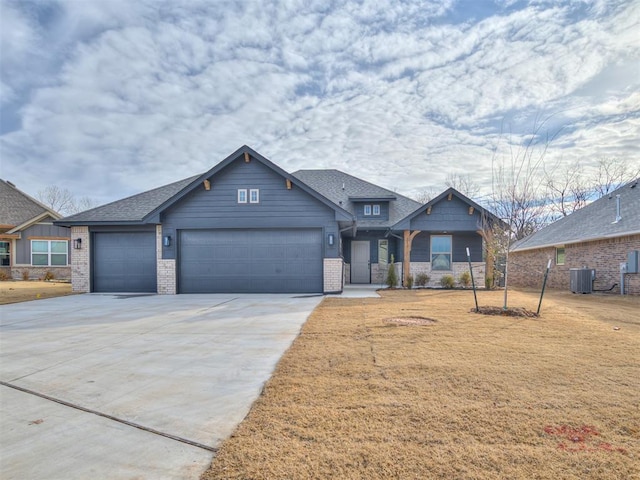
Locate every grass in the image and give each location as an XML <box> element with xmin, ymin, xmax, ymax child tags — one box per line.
<box><xmin>202</xmin><ymin>289</ymin><xmax>640</xmax><ymax>480</ymax></box>
<box><xmin>0</xmin><ymin>280</ymin><xmax>74</xmax><ymax>305</ymax></box>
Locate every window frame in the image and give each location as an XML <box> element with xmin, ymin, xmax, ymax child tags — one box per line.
<box><xmin>237</xmin><ymin>189</ymin><xmax>248</xmax><ymax>203</ymax></box>
<box><xmin>430</xmin><ymin>235</ymin><xmax>452</xmax><ymax>271</ymax></box>
<box><xmin>372</xmin><ymin>204</ymin><xmax>380</xmax><ymax>216</ymax></box>
<box><xmin>363</xmin><ymin>204</ymin><xmax>372</xmax><ymax>216</ymax></box>
<box><xmin>556</xmin><ymin>247</ymin><xmax>565</xmax><ymax>266</ymax></box>
<box><xmin>0</xmin><ymin>241</ymin><xmax>10</xmax><ymax>267</ymax></box>
<box><xmin>249</xmin><ymin>188</ymin><xmax>260</xmax><ymax>204</ymax></box>
<box><xmin>31</xmin><ymin>240</ymin><xmax>68</xmax><ymax>267</ymax></box>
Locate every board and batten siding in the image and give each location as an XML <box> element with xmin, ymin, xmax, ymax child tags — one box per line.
<box><xmin>160</xmin><ymin>157</ymin><xmax>340</xmax><ymax>260</ymax></box>
<box><xmin>409</xmin><ymin>196</ymin><xmax>483</xmax><ymax>232</ymax></box>
<box><xmin>15</xmin><ymin>221</ymin><xmax>71</xmax><ymax>264</ymax></box>
<box><xmin>410</xmin><ymin>232</ymin><xmax>483</xmax><ymax>263</ymax></box>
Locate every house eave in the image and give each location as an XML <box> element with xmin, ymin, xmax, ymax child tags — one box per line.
<box><xmin>511</xmin><ymin>229</ymin><xmax>640</xmax><ymax>253</ymax></box>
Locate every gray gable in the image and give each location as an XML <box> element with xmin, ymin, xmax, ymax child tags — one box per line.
<box><xmin>0</xmin><ymin>179</ymin><xmax>60</xmax><ymax>228</ymax></box>
<box><xmin>292</xmin><ymin>169</ymin><xmax>421</xmax><ymax>228</ymax></box>
<box><xmin>58</xmin><ymin>176</ymin><xmax>199</xmax><ymax>224</ymax></box>
<box><xmin>512</xmin><ymin>179</ymin><xmax>640</xmax><ymax>251</ymax></box>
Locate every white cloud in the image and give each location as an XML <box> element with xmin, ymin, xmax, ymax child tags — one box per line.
<box><xmin>0</xmin><ymin>0</ymin><xmax>638</xmax><ymax>206</ymax></box>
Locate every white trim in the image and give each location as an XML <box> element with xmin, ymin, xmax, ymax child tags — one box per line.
<box><xmin>237</xmin><ymin>189</ymin><xmax>247</xmax><ymax>203</ymax></box>
<box><xmin>364</xmin><ymin>205</ymin><xmax>372</xmax><ymax>216</ymax></box>
<box><xmin>30</xmin><ymin>239</ymin><xmax>69</xmax><ymax>266</ymax></box>
<box><xmin>249</xmin><ymin>188</ymin><xmax>260</xmax><ymax>203</ymax></box>
<box><xmin>372</xmin><ymin>204</ymin><xmax>380</xmax><ymax>216</ymax></box>
<box><xmin>430</xmin><ymin>234</ymin><xmax>452</xmax><ymax>271</ymax></box>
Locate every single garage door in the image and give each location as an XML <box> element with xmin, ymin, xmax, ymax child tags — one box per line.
<box><xmin>93</xmin><ymin>232</ymin><xmax>157</xmax><ymax>293</ymax></box>
<box><xmin>179</xmin><ymin>229</ymin><xmax>323</xmax><ymax>293</ymax></box>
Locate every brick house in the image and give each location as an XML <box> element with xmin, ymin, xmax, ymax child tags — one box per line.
<box><xmin>509</xmin><ymin>179</ymin><xmax>640</xmax><ymax>295</ymax></box>
<box><xmin>0</xmin><ymin>180</ymin><xmax>71</xmax><ymax>281</ymax></box>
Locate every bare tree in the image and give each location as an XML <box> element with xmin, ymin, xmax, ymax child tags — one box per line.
<box><xmin>544</xmin><ymin>161</ymin><xmax>590</xmax><ymax>219</ymax></box>
<box><xmin>413</xmin><ymin>187</ymin><xmax>439</xmax><ymax>204</ymax></box>
<box><xmin>590</xmin><ymin>157</ymin><xmax>640</xmax><ymax>197</ymax></box>
<box><xmin>490</xmin><ymin>116</ymin><xmax>559</xmax><ymax>241</ymax></box>
<box><xmin>37</xmin><ymin>186</ymin><xmax>96</xmax><ymax>216</ymax></box>
<box><xmin>445</xmin><ymin>173</ymin><xmax>480</xmax><ymax>199</ymax></box>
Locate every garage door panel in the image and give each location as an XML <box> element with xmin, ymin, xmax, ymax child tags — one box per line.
<box><xmin>179</xmin><ymin>229</ymin><xmax>322</xmax><ymax>293</ymax></box>
<box><xmin>93</xmin><ymin>232</ymin><xmax>157</xmax><ymax>293</ymax></box>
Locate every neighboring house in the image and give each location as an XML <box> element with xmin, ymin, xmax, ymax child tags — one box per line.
<box><xmin>0</xmin><ymin>180</ymin><xmax>71</xmax><ymax>281</ymax></box>
<box><xmin>57</xmin><ymin>146</ymin><xmax>500</xmax><ymax>294</ymax></box>
<box><xmin>509</xmin><ymin>179</ymin><xmax>640</xmax><ymax>295</ymax></box>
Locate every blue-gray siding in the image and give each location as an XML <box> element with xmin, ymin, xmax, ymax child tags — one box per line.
<box><xmin>343</xmin><ymin>232</ymin><xmax>399</xmax><ymax>264</ymax></box>
<box><xmin>161</xmin><ymin>158</ymin><xmax>339</xmax><ymax>260</ymax></box>
<box><xmin>15</xmin><ymin>221</ymin><xmax>70</xmax><ymax>264</ymax></box>
<box><xmin>408</xmin><ymin>196</ymin><xmax>483</xmax><ymax>232</ymax></box>
<box><xmin>92</xmin><ymin>231</ymin><xmax>157</xmax><ymax>292</ymax></box>
<box><xmin>178</xmin><ymin>229</ymin><xmax>322</xmax><ymax>293</ymax></box>
<box><xmin>411</xmin><ymin>232</ymin><xmax>483</xmax><ymax>262</ymax></box>
<box><xmin>354</xmin><ymin>202</ymin><xmax>390</xmax><ymax>221</ymax></box>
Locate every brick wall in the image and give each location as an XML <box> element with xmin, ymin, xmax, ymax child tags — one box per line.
<box><xmin>10</xmin><ymin>266</ymin><xmax>71</xmax><ymax>281</ymax></box>
<box><xmin>323</xmin><ymin>257</ymin><xmax>343</xmax><ymax>293</ymax></box>
<box><xmin>509</xmin><ymin>234</ymin><xmax>640</xmax><ymax>295</ymax></box>
<box><xmin>156</xmin><ymin>225</ymin><xmax>176</xmax><ymax>294</ymax></box>
<box><xmin>70</xmin><ymin>226</ymin><xmax>90</xmax><ymax>292</ymax></box>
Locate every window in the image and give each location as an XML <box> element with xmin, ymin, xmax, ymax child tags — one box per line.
<box><xmin>556</xmin><ymin>247</ymin><xmax>565</xmax><ymax>265</ymax></box>
<box><xmin>31</xmin><ymin>240</ymin><xmax>68</xmax><ymax>266</ymax></box>
<box><xmin>431</xmin><ymin>235</ymin><xmax>452</xmax><ymax>271</ymax></box>
<box><xmin>249</xmin><ymin>189</ymin><xmax>260</xmax><ymax>203</ymax></box>
<box><xmin>0</xmin><ymin>241</ymin><xmax>9</xmax><ymax>266</ymax></box>
<box><xmin>237</xmin><ymin>189</ymin><xmax>247</xmax><ymax>203</ymax></box>
<box><xmin>378</xmin><ymin>240</ymin><xmax>388</xmax><ymax>267</ymax></box>
<box><xmin>372</xmin><ymin>204</ymin><xmax>380</xmax><ymax>216</ymax></box>
<box><xmin>364</xmin><ymin>204</ymin><xmax>372</xmax><ymax>216</ymax></box>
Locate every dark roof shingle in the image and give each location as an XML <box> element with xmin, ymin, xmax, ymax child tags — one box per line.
<box><xmin>292</xmin><ymin>169</ymin><xmax>421</xmax><ymax>228</ymax></box>
<box><xmin>0</xmin><ymin>179</ymin><xmax>59</xmax><ymax>227</ymax></box>
<box><xmin>512</xmin><ymin>179</ymin><xmax>640</xmax><ymax>251</ymax></box>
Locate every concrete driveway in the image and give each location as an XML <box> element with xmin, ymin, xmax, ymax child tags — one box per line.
<box><xmin>0</xmin><ymin>293</ymin><xmax>323</xmax><ymax>479</ymax></box>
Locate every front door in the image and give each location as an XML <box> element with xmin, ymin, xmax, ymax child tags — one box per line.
<box><xmin>351</xmin><ymin>241</ymin><xmax>370</xmax><ymax>283</ymax></box>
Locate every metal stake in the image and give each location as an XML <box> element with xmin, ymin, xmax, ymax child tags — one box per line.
<box><xmin>467</xmin><ymin>247</ymin><xmax>479</xmax><ymax>312</ymax></box>
<box><xmin>536</xmin><ymin>259</ymin><xmax>552</xmax><ymax>316</ymax></box>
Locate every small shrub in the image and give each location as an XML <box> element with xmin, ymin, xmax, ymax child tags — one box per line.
<box><xmin>440</xmin><ymin>274</ymin><xmax>455</xmax><ymax>289</ymax></box>
<box><xmin>44</xmin><ymin>271</ymin><xmax>55</xmax><ymax>281</ymax></box>
<box><xmin>22</xmin><ymin>270</ymin><xmax>30</xmax><ymax>281</ymax></box>
<box><xmin>415</xmin><ymin>273</ymin><xmax>430</xmax><ymax>287</ymax></box>
<box><xmin>405</xmin><ymin>274</ymin><xmax>414</xmax><ymax>289</ymax></box>
<box><xmin>458</xmin><ymin>271</ymin><xmax>471</xmax><ymax>287</ymax></box>
<box><xmin>0</xmin><ymin>270</ymin><xmax>9</xmax><ymax>281</ymax></box>
<box><xmin>386</xmin><ymin>255</ymin><xmax>398</xmax><ymax>288</ymax></box>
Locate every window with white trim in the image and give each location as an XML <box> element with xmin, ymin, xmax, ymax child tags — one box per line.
<box><xmin>556</xmin><ymin>247</ymin><xmax>565</xmax><ymax>265</ymax></box>
<box><xmin>364</xmin><ymin>204</ymin><xmax>372</xmax><ymax>216</ymax></box>
<box><xmin>372</xmin><ymin>204</ymin><xmax>380</xmax><ymax>216</ymax></box>
<box><xmin>31</xmin><ymin>240</ymin><xmax>68</xmax><ymax>266</ymax></box>
<box><xmin>237</xmin><ymin>189</ymin><xmax>247</xmax><ymax>203</ymax></box>
<box><xmin>0</xmin><ymin>241</ymin><xmax>9</xmax><ymax>266</ymax></box>
<box><xmin>249</xmin><ymin>189</ymin><xmax>260</xmax><ymax>203</ymax></box>
<box><xmin>431</xmin><ymin>235</ymin><xmax>452</xmax><ymax>271</ymax></box>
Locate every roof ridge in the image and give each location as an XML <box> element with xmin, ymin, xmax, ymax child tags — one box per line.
<box><xmin>1</xmin><ymin>179</ymin><xmax>62</xmax><ymax>219</ymax></box>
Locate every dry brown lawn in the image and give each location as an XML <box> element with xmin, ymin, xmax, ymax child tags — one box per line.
<box><xmin>202</xmin><ymin>288</ymin><xmax>640</xmax><ymax>480</ymax></box>
<box><xmin>0</xmin><ymin>280</ymin><xmax>74</xmax><ymax>305</ymax></box>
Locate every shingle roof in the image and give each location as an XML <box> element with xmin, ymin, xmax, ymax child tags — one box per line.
<box><xmin>292</xmin><ymin>169</ymin><xmax>421</xmax><ymax>228</ymax></box>
<box><xmin>0</xmin><ymin>179</ymin><xmax>60</xmax><ymax>227</ymax></box>
<box><xmin>511</xmin><ymin>179</ymin><xmax>640</xmax><ymax>252</ymax></box>
<box><xmin>59</xmin><ymin>175</ymin><xmax>199</xmax><ymax>224</ymax></box>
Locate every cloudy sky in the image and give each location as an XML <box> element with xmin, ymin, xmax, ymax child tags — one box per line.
<box><xmin>1</xmin><ymin>0</ymin><xmax>639</xmax><ymax>207</ymax></box>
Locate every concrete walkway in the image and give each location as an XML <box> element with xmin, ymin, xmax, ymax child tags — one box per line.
<box><xmin>0</xmin><ymin>293</ymin><xmax>322</xmax><ymax>479</ymax></box>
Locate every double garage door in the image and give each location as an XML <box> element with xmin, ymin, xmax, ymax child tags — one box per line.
<box><xmin>92</xmin><ymin>229</ymin><xmax>323</xmax><ymax>293</ymax></box>
<box><xmin>179</xmin><ymin>229</ymin><xmax>323</xmax><ymax>293</ymax></box>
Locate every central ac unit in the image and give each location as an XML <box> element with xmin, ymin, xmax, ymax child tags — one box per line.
<box><xmin>570</xmin><ymin>268</ymin><xmax>595</xmax><ymax>294</ymax></box>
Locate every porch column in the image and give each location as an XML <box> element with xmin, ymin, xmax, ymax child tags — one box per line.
<box><xmin>403</xmin><ymin>230</ymin><xmax>421</xmax><ymax>287</ymax></box>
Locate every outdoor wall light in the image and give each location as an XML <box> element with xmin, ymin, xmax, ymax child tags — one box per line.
<box><xmin>163</xmin><ymin>235</ymin><xmax>171</xmax><ymax>247</ymax></box>
<box><xmin>73</xmin><ymin>238</ymin><xmax>82</xmax><ymax>250</ymax></box>
<box><xmin>327</xmin><ymin>233</ymin><xmax>335</xmax><ymax>246</ymax></box>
